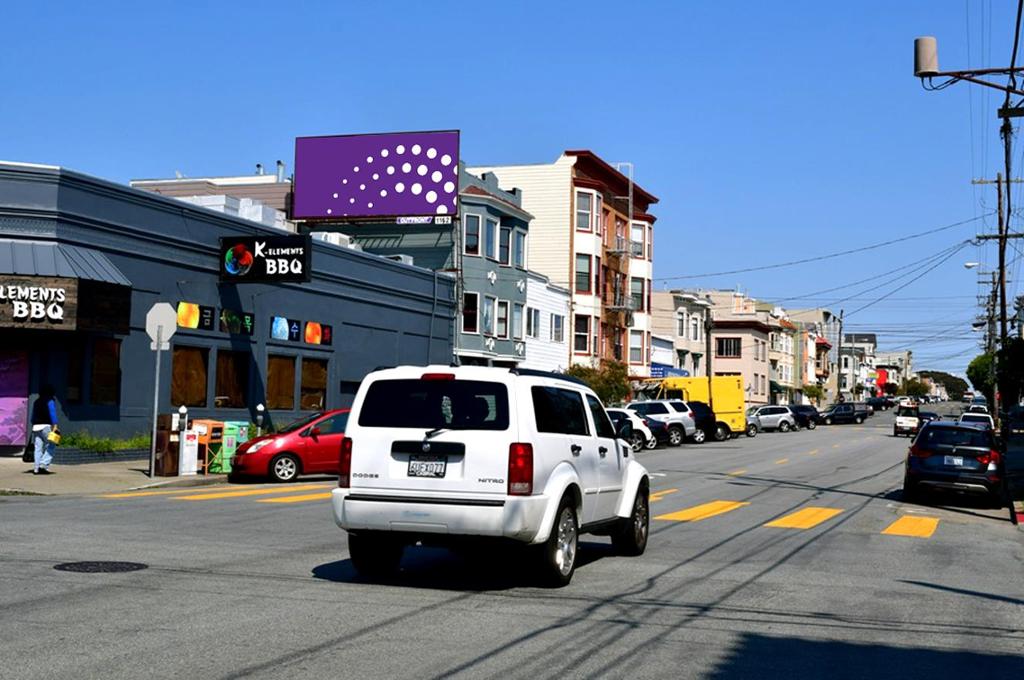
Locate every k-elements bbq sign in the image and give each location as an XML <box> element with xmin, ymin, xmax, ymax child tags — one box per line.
<box><xmin>219</xmin><ymin>235</ymin><xmax>312</xmax><ymax>283</ymax></box>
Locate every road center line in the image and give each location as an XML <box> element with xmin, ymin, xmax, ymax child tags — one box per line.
<box><xmin>775</xmin><ymin>458</ymin><xmax>789</xmax><ymax>465</ymax></box>
<box><xmin>727</xmin><ymin>469</ymin><xmax>747</xmax><ymax>476</ymax></box>
<box><xmin>649</xmin><ymin>488</ymin><xmax>679</xmax><ymax>502</ymax></box>
<box><xmin>807</xmin><ymin>449</ymin><xmax>819</xmax><ymax>456</ymax></box>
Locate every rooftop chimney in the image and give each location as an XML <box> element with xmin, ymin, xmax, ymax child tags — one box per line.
<box><xmin>256</xmin><ymin>163</ymin><xmax>264</xmax><ymax>176</ymax></box>
<box><xmin>276</xmin><ymin>160</ymin><xmax>285</xmax><ymax>182</ymax></box>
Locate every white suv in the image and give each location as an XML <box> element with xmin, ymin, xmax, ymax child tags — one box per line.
<box><xmin>332</xmin><ymin>366</ymin><xmax>651</xmax><ymax>586</ymax></box>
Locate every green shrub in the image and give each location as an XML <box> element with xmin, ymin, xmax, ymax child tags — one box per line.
<box><xmin>60</xmin><ymin>431</ymin><xmax>150</xmax><ymax>453</ymax></box>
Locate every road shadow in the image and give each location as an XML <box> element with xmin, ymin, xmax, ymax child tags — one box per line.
<box><xmin>882</xmin><ymin>489</ymin><xmax>1008</xmax><ymax>520</ymax></box>
<box><xmin>311</xmin><ymin>540</ymin><xmax>615</xmax><ymax>591</ymax></box>
<box><xmin>227</xmin><ymin>474</ymin><xmax>338</xmax><ymax>485</ymax></box>
<box><xmin>898</xmin><ymin>580</ymin><xmax>1024</xmax><ymax>606</ymax></box>
<box><xmin>707</xmin><ymin>633</ymin><xmax>1022</xmax><ymax>679</ymax></box>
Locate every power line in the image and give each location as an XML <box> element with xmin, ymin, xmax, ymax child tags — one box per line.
<box><xmin>844</xmin><ymin>243</ymin><xmax>969</xmax><ymax>318</ymax></box>
<box><xmin>653</xmin><ymin>214</ymin><xmax>990</xmax><ymax>281</ymax></box>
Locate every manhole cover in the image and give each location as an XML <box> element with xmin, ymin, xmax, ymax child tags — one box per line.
<box><xmin>53</xmin><ymin>561</ymin><xmax>148</xmax><ymax>573</ymax></box>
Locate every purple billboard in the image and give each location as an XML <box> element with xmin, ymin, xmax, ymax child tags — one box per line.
<box><xmin>293</xmin><ymin>130</ymin><xmax>459</xmax><ymax>220</ymax></box>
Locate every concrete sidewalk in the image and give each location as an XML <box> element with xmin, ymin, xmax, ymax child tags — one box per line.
<box><xmin>0</xmin><ymin>456</ymin><xmax>227</xmax><ymax>496</ymax></box>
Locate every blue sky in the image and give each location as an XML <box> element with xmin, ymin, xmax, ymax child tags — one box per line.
<box><xmin>3</xmin><ymin>1</ymin><xmax>1019</xmax><ymax>375</ymax></box>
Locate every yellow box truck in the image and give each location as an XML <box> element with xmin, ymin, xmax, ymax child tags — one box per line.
<box><xmin>650</xmin><ymin>375</ymin><xmax>747</xmax><ymax>437</ymax></box>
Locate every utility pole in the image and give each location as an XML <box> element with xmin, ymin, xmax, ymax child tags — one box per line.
<box><xmin>835</xmin><ymin>309</ymin><xmax>844</xmax><ymax>401</ymax></box>
<box><xmin>704</xmin><ymin>295</ymin><xmax>714</xmax><ymax>413</ymax></box>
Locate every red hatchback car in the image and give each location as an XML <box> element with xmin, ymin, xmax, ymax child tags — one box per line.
<box><xmin>231</xmin><ymin>409</ymin><xmax>349</xmax><ymax>482</ymax></box>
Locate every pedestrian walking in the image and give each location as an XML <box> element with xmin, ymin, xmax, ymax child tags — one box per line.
<box><xmin>30</xmin><ymin>385</ymin><xmax>59</xmax><ymax>475</ymax></box>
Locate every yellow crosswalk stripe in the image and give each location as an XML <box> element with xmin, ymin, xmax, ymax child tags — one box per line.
<box><xmin>655</xmin><ymin>500</ymin><xmax>749</xmax><ymax>522</ymax></box>
<box><xmin>727</xmin><ymin>469</ymin><xmax>746</xmax><ymax>476</ymax></box>
<box><xmin>882</xmin><ymin>515</ymin><xmax>939</xmax><ymax>538</ymax></box>
<box><xmin>775</xmin><ymin>458</ymin><xmax>788</xmax><ymax>465</ymax></box>
<box><xmin>649</xmin><ymin>488</ymin><xmax>678</xmax><ymax>502</ymax></box>
<box><xmin>173</xmin><ymin>484</ymin><xmax>332</xmax><ymax>501</ymax></box>
<box><xmin>258</xmin><ymin>492</ymin><xmax>334</xmax><ymax>504</ymax></box>
<box><xmin>764</xmin><ymin>506</ymin><xmax>843</xmax><ymax>529</ymax></box>
<box><xmin>100</xmin><ymin>486</ymin><xmax>238</xmax><ymax>499</ymax></box>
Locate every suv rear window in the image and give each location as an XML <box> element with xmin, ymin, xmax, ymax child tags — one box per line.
<box><xmin>897</xmin><ymin>407</ymin><xmax>919</xmax><ymax>417</ymax></box>
<box><xmin>630</xmin><ymin>402</ymin><xmax>668</xmax><ymax>415</ymax></box>
<box><xmin>358</xmin><ymin>379</ymin><xmax>509</xmax><ymax>430</ymax></box>
<box><xmin>917</xmin><ymin>426</ymin><xmax>992</xmax><ymax>448</ymax></box>
<box><xmin>668</xmin><ymin>401</ymin><xmax>690</xmax><ymax>413</ymax></box>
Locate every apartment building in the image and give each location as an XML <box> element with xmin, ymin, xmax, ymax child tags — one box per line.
<box><xmin>767</xmin><ymin>313</ymin><xmax>797</xmax><ymax>404</ymax></box>
<box><xmin>470</xmin><ymin>150</ymin><xmax>658</xmax><ymax>376</ymax></box>
<box><xmin>790</xmin><ymin>308</ymin><xmax>842</xmax><ymax>402</ymax></box>
<box><xmin>705</xmin><ymin>291</ymin><xmax>771</xmax><ymax>406</ymax></box>
<box><xmin>651</xmin><ymin>290</ymin><xmax>710</xmax><ymax>377</ymax></box>
<box><xmin>520</xmin><ymin>271</ymin><xmax>571</xmax><ymax>372</ymax></box>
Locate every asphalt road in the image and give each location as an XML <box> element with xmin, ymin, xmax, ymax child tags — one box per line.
<box><xmin>2</xmin><ymin>406</ymin><xmax>1022</xmax><ymax>679</ymax></box>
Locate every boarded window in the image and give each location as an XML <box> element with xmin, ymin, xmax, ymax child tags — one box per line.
<box><xmin>90</xmin><ymin>339</ymin><xmax>121</xmax><ymax>406</ymax></box>
<box><xmin>215</xmin><ymin>350</ymin><xmax>249</xmax><ymax>408</ymax></box>
<box><xmin>172</xmin><ymin>346</ymin><xmax>208</xmax><ymax>407</ymax></box>
<box><xmin>301</xmin><ymin>358</ymin><xmax>328</xmax><ymax>411</ymax></box>
<box><xmin>267</xmin><ymin>355</ymin><xmax>295</xmax><ymax>410</ymax></box>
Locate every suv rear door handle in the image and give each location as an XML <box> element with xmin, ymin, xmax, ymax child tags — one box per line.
<box><xmin>598</xmin><ymin>446</ymin><xmax>608</xmax><ymax>457</ymax></box>
<box><xmin>571</xmin><ymin>444</ymin><xmax>582</xmax><ymax>455</ymax></box>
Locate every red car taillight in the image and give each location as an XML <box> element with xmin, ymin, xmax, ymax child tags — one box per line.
<box><xmin>508</xmin><ymin>443</ymin><xmax>533</xmax><ymax>496</ymax></box>
<box><xmin>339</xmin><ymin>437</ymin><xmax>353</xmax><ymax>488</ymax></box>
<box><xmin>909</xmin><ymin>445</ymin><xmax>931</xmax><ymax>458</ymax></box>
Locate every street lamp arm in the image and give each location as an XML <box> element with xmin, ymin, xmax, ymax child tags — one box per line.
<box><xmin>922</xmin><ymin>74</ymin><xmax>1024</xmax><ymax>98</ymax></box>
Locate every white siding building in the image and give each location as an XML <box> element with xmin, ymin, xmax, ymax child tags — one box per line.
<box><xmin>521</xmin><ymin>271</ymin><xmax>571</xmax><ymax>372</ymax></box>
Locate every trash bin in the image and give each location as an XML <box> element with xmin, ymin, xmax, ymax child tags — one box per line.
<box><xmin>218</xmin><ymin>421</ymin><xmax>250</xmax><ymax>474</ymax></box>
<box><xmin>191</xmin><ymin>419</ymin><xmax>224</xmax><ymax>474</ymax></box>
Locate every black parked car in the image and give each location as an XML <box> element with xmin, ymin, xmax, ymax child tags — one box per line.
<box><xmin>687</xmin><ymin>401</ymin><xmax>731</xmax><ymax>443</ymax></box>
<box><xmin>787</xmin><ymin>404</ymin><xmax>821</xmax><ymax>430</ymax></box>
<box><xmin>903</xmin><ymin>421</ymin><xmax>1003</xmax><ymax>505</ymax></box>
<box><xmin>866</xmin><ymin>396</ymin><xmax>891</xmax><ymax>411</ymax></box>
<box><xmin>820</xmin><ymin>403</ymin><xmax>865</xmax><ymax>425</ymax></box>
<box><xmin>644</xmin><ymin>416</ymin><xmax>672</xmax><ymax>449</ymax></box>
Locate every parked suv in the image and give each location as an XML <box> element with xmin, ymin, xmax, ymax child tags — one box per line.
<box><xmin>903</xmin><ymin>421</ymin><xmax>1003</xmax><ymax>505</ymax></box>
<box><xmin>687</xmin><ymin>401</ymin><xmax>731</xmax><ymax>442</ymax></box>
<box><xmin>787</xmin><ymin>404</ymin><xmax>821</xmax><ymax>430</ymax></box>
<box><xmin>607</xmin><ymin>408</ymin><xmax>654</xmax><ymax>452</ymax></box>
<box><xmin>626</xmin><ymin>400</ymin><xmax>696</xmax><ymax>446</ymax></box>
<box><xmin>865</xmin><ymin>396</ymin><xmax>890</xmax><ymax>411</ymax></box>
<box><xmin>332</xmin><ymin>366</ymin><xmax>651</xmax><ymax>586</ymax></box>
<box><xmin>747</xmin><ymin>405</ymin><xmax>797</xmax><ymax>432</ymax></box>
<box><xmin>820</xmin><ymin>403</ymin><xmax>864</xmax><ymax>425</ymax></box>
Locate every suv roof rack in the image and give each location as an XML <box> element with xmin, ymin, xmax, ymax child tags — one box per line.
<box><xmin>508</xmin><ymin>367</ymin><xmax>588</xmax><ymax>387</ymax></box>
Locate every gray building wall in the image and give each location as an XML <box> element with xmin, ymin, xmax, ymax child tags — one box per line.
<box><xmin>0</xmin><ymin>162</ymin><xmax>454</xmax><ymax>439</ymax></box>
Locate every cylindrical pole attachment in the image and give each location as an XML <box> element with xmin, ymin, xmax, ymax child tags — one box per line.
<box><xmin>914</xmin><ymin>36</ymin><xmax>939</xmax><ymax>77</ymax></box>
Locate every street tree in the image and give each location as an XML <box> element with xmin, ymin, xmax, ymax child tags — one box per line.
<box><xmin>566</xmin><ymin>360</ymin><xmax>632</xmax><ymax>405</ymax></box>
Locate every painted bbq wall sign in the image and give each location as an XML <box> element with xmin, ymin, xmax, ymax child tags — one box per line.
<box><xmin>0</xmin><ymin>277</ymin><xmax>78</xmax><ymax>329</ymax></box>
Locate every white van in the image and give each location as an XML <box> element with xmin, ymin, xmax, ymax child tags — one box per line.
<box><xmin>332</xmin><ymin>365</ymin><xmax>650</xmax><ymax>586</ymax></box>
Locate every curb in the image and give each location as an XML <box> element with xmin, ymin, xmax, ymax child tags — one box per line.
<box><xmin>128</xmin><ymin>475</ymin><xmax>228</xmax><ymax>491</ymax></box>
<box><xmin>0</xmin><ymin>488</ymin><xmax>50</xmax><ymax>496</ymax></box>
<box><xmin>1012</xmin><ymin>500</ymin><xmax>1024</xmax><ymax>529</ymax></box>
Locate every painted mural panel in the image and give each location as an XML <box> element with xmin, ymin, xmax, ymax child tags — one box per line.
<box><xmin>0</xmin><ymin>351</ymin><xmax>29</xmax><ymax>446</ymax></box>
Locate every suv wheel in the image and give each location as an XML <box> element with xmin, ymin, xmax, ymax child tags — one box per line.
<box><xmin>539</xmin><ymin>496</ymin><xmax>578</xmax><ymax>587</ymax></box>
<box><xmin>901</xmin><ymin>476</ymin><xmax>919</xmax><ymax>503</ymax></box>
<box><xmin>714</xmin><ymin>424</ymin><xmax>729</xmax><ymax>442</ymax></box>
<box><xmin>691</xmin><ymin>428</ymin><xmax>706</xmax><ymax>444</ymax></box>
<box><xmin>779</xmin><ymin>421</ymin><xmax>791</xmax><ymax>433</ymax></box>
<box><xmin>745</xmin><ymin>423</ymin><xmax>758</xmax><ymax>438</ymax></box>
<box><xmin>807</xmin><ymin>420</ymin><xmax>817</xmax><ymax>430</ymax></box>
<box><xmin>824</xmin><ymin>416</ymin><xmax>833</xmax><ymax>425</ymax></box>
<box><xmin>644</xmin><ymin>435</ymin><xmax>658</xmax><ymax>450</ymax></box>
<box><xmin>667</xmin><ymin>426</ymin><xmax>684</xmax><ymax>447</ymax></box>
<box><xmin>348</xmin><ymin>531</ymin><xmax>404</xmax><ymax>578</ymax></box>
<box><xmin>629</xmin><ymin>432</ymin><xmax>645</xmax><ymax>453</ymax></box>
<box><xmin>612</xmin><ymin>485</ymin><xmax>649</xmax><ymax>556</ymax></box>
<box><xmin>855</xmin><ymin>416</ymin><xmax>864</xmax><ymax>424</ymax></box>
<box><xmin>269</xmin><ymin>453</ymin><xmax>300</xmax><ymax>483</ymax></box>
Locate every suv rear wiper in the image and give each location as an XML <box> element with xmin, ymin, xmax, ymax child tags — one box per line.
<box><xmin>424</xmin><ymin>427</ymin><xmax>449</xmax><ymax>440</ymax></box>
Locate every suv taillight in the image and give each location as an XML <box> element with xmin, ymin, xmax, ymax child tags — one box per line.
<box><xmin>909</xmin><ymin>445</ymin><xmax>931</xmax><ymax>458</ymax></box>
<box><xmin>978</xmin><ymin>449</ymin><xmax>1001</xmax><ymax>466</ymax></box>
<box><xmin>508</xmin><ymin>443</ymin><xmax>533</xmax><ymax>496</ymax></box>
<box><xmin>339</xmin><ymin>437</ymin><xmax>353</xmax><ymax>488</ymax></box>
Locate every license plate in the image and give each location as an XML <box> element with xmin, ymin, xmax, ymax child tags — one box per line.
<box><xmin>408</xmin><ymin>455</ymin><xmax>447</xmax><ymax>478</ymax></box>
<box><xmin>944</xmin><ymin>455</ymin><xmax>964</xmax><ymax>467</ymax></box>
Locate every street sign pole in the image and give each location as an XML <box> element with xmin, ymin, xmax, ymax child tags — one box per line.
<box><xmin>149</xmin><ymin>326</ymin><xmax>162</xmax><ymax>478</ymax></box>
<box><xmin>145</xmin><ymin>302</ymin><xmax>178</xmax><ymax>478</ymax></box>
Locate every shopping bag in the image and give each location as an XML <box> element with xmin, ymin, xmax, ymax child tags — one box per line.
<box><xmin>47</xmin><ymin>428</ymin><xmax>61</xmax><ymax>445</ymax></box>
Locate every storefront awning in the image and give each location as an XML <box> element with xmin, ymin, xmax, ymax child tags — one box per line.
<box><xmin>770</xmin><ymin>380</ymin><xmax>785</xmax><ymax>393</ymax></box>
<box><xmin>0</xmin><ymin>240</ymin><xmax>131</xmax><ymax>286</ymax></box>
